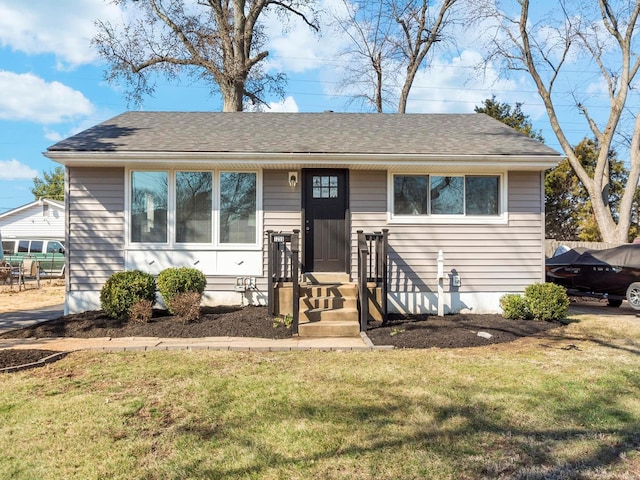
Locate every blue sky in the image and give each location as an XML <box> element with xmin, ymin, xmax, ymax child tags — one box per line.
<box><xmin>0</xmin><ymin>0</ymin><xmax>613</xmax><ymax>214</ymax></box>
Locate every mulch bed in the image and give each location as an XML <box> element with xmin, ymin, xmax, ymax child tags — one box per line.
<box><xmin>0</xmin><ymin>306</ymin><xmax>565</xmax><ymax>370</ymax></box>
<box><xmin>366</xmin><ymin>313</ymin><xmax>562</xmax><ymax>349</ymax></box>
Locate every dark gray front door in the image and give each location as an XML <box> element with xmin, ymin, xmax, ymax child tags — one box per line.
<box><xmin>303</xmin><ymin>169</ymin><xmax>349</xmax><ymax>272</ymax></box>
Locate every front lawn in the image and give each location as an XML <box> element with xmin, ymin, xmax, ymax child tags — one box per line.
<box><xmin>1</xmin><ymin>313</ymin><xmax>639</xmax><ymax>479</ymax></box>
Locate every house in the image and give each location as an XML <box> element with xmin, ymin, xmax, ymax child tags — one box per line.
<box><xmin>0</xmin><ymin>199</ymin><xmax>64</xmax><ymax>241</ymax></box>
<box><xmin>45</xmin><ymin>112</ymin><xmax>561</xmax><ymax>325</ymax></box>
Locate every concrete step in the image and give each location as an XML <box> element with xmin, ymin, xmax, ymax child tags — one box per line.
<box><xmin>301</xmin><ymin>283</ymin><xmax>357</xmax><ymax>298</ymax></box>
<box><xmin>301</xmin><ymin>307</ymin><xmax>358</xmax><ymax>324</ymax></box>
<box><xmin>300</xmin><ymin>295</ymin><xmax>357</xmax><ymax>311</ymax></box>
<box><xmin>303</xmin><ymin>272</ymin><xmax>351</xmax><ymax>284</ymax></box>
<box><xmin>298</xmin><ymin>319</ymin><xmax>360</xmax><ymax>337</ymax></box>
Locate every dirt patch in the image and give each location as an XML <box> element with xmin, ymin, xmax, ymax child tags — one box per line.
<box><xmin>366</xmin><ymin>313</ymin><xmax>562</xmax><ymax>349</ymax></box>
<box><xmin>0</xmin><ymin>349</ymin><xmax>63</xmax><ymax>372</ymax></box>
<box><xmin>0</xmin><ymin>282</ymin><xmax>65</xmax><ymax>313</ymax></box>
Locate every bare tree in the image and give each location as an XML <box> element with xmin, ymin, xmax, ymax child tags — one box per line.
<box><xmin>330</xmin><ymin>0</ymin><xmax>458</xmax><ymax>113</ymax></box>
<box><xmin>94</xmin><ymin>0</ymin><xmax>318</xmax><ymax>112</ymax></box>
<box><xmin>474</xmin><ymin>0</ymin><xmax>640</xmax><ymax>243</ymax></box>
<box><xmin>331</xmin><ymin>0</ymin><xmax>397</xmax><ymax>112</ymax></box>
<box><xmin>393</xmin><ymin>0</ymin><xmax>458</xmax><ymax>113</ymax></box>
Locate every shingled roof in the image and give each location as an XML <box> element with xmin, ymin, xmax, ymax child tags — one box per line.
<box><xmin>47</xmin><ymin>111</ymin><xmax>559</xmax><ymax>157</ymax></box>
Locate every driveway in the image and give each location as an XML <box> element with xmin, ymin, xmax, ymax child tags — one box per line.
<box><xmin>0</xmin><ymin>304</ymin><xmax>65</xmax><ymax>332</ymax></box>
<box><xmin>569</xmin><ymin>298</ymin><xmax>640</xmax><ymax>317</ymax></box>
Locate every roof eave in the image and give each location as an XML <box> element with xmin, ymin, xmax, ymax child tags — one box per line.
<box><xmin>44</xmin><ymin>151</ymin><xmax>563</xmax><ymax>171</ymax></box>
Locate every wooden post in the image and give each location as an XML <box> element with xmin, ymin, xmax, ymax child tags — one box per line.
<box><xmin>267</xmin><ymin>230</ymin><xmax>274</xmax><ymax>316</ymax></box>
<box><xmin>291</xmin><ymin>230</ymin><xmax>300</xmax><ymax>335</ymax></box>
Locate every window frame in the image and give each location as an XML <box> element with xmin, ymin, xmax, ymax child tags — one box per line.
<box><xmin>387</xmin><ymin>171</ymin><xmax>508</xmax><ymax>224</ymax></box>
<box><xmin>125</xmin><ymin>168</ymin><xmax>262</xmax><ymax>250</ymax></box>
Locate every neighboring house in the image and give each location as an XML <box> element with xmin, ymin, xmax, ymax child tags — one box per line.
<box><xmin>45</xmin><ymin>112</ymin><xmax>561</xmax><ymax>317</ymax></box>
<box><xmin>0</xmin><ymin>199</ymin><xmax>64</xmax><ymax>240</ymax></box>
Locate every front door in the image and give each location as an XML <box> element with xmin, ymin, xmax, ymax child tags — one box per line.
<box><xmin>303</xmin><ymin>169</ymin><xmax>349</xmax><ymax>272</ymax></box>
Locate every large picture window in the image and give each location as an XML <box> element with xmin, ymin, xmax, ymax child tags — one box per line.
<box><xmin>129</xmin><ymin>170</ymin><xmax>259</xmax><ymax>246</ymax></box>
<box><xmin>391</xmin><ymin>174</ymin><xmax>502</xmax><ymax>219</ymax></box>
<box><xmin>131</xmin><ymin>171</ymin><xmax>168</xmax><ymax>243</ymax></box>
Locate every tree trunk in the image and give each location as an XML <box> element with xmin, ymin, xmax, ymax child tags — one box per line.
<box><xmin>221</xmin><ymin>81</ymin><xmax>244</xmax><ymax>112</ymax></box>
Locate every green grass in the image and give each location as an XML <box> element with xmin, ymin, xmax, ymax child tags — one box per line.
<box><xmin>1</xmin><ymin>314</ymin><xmax>640</xmax><ymax>479</ymax></box>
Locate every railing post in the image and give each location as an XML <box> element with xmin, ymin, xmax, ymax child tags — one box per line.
<box><xmin>381</xmin><ymin>229</ymin><xmax>389</xmax><ymax>324</ymax></box>
<box><xmin>267</xmin><ymin>230</ymin><xmax>275</xmax><ymax>316</ymax></box>
<box><xmin>357</xmin><ymin>231</ymin><xmax>369</xmax><ymax>332</ymax></box>
<box><xmin>291</xmin><ymin>230</ymin><xmax>300</xmax><ymax>335</ymax></box>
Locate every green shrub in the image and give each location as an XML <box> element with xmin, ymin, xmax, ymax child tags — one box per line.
<box><xmin>157</xmin><ymin>267</ymin><xmax>207</xmax><ymax>313</ymax></box>
<box><xmin>524</xmin><ymin>282</ymin><xmax>569</xmax><ymax>321</ymax></box>
<box><xmin>100</xmin><ymin>270</ymin><xmax>156</xmax><ymax>319</ymax></box>
<box><xmin>499</xmin><ymin>293</ymin><xmax>532</xmax><ymax>320</ymax></box>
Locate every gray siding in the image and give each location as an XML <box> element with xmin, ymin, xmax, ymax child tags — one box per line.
<box><xmin>349</xmin><ymin>170</ymin><xmax>544</xmax><ymax>293</ymax></box>
<box><xmin>260</xmin><ymin>170</ymin><xmax>302</xmax><ymax>292</ymax></box>
<box><xmin>68</xmin><ymin>167</ymin><xmax>125</xmax><ymax>292</ymax></box>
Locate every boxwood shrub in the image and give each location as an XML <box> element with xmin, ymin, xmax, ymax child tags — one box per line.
<box><xmin>500</xmin><ymin>282</ymin><xmax>569</xmax><ymax>322</ymax></box>
<box><xmin>524</xmin><ymin>282</ymin><xmax>570</xmax><ymax>321</ymax></box>
<box><xmin>100</xmin><ymin>270</ymin><xmax>157</xmax><ymax>320</ymax></box>
<box><xmin>499</xmin><ymin>293</ymin><xmax>532</xmax><ymax>320</ymax></box>
<box><xmin>157</xmin><ymin>267</ymin><xmax>207</xmax><ymax>313</ymax></box>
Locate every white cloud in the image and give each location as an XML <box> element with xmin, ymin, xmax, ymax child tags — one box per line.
<box><xmin>264</xmin><ymin>0</ymin><xmax>346</xmax><ymax>73</ymax></box>
<box><xmin>0</xmin><ymin>71</ymin><xmax>94</xmax><ymax>124</ymax></box>
<box><xmin>267</xmin><ymin>96</ymin><xmax>300</xmax><ymax>112</ymax></box>
<box><xmin>0</xmin><ymin>0</ymin><xmax>123</xmax><ymax>68</ymax></box>
<box><xmin>0</xmin><ymin>159</ymin><xmax>38</xmax><ymax>180</ymax></box>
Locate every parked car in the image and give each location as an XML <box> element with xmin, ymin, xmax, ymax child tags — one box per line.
<box><xmin>1</xmin><ymin>237</ymin><xmax>65</xmax><ymax>279</ymax></box>
<box><xmin>545</xmin><ymin>244</ymin><xmax>640</xmax><ymax>309</ymax></box>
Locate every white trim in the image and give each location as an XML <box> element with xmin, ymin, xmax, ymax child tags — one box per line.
<box><xmin>46</xmin><ymin>151</ymin><xmax>562</xmax><ymax>171</ymax></box>
<box><xmin>65</xmin><ymin>289</ymin><xmax>268</xmax><ymax>314</ymax></box>
<box><xmin>387</xmin><ymin>291</ymin><xmax>512</xmax><ymax>315</ymax></box>
<box><xmin>124</xmin><ymin>167</ymin><xmax>263</xmax><ymax>252</ymax></box>
<box><xmin>386</xmin><ymin>171</ymin><xmax>509</xmax><ymax>225</ymax></box>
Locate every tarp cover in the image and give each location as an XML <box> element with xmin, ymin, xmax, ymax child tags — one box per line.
<box><xmin>546</xmin><ymin>244</ymin><xmax>640</xmax><ymax>269</ymax></box>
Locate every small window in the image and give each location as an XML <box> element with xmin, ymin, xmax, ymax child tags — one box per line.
<box><xmin>29</xmin><ymin>241</ymin><xmax>44</xmax><ymax>253</ymax></box>
<box><xmin>18</xmin><ymin>240</ymin><xmax>29</xmax><ymax>253</ymax></box>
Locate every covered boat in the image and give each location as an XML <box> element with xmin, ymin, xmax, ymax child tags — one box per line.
<box><xmin>545</xmin><ymin>244</ymin><xmax>640</xmax><ymax>309</ymax></box>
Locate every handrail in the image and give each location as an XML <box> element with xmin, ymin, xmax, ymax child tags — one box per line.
<box><xmin>356</xmin><ymin>229</ymin><xmax>389</xmax><ymax>331</ymax></box>
<box><xmin>267</xmin><ymin>230</ymin><xmax>300</xmax><ymax>334</ymax></box>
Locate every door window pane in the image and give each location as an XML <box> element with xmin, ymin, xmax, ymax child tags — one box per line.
<box><xmin>394</xmin><ymin>175</ymin><xmax>428</xmax><ymax>215</ymax></box>
<box><xmin>313</xmin><ymin>176</ymin><xmax>338</xmax><ymax>198</ymax></box>
<box><xmin>29</xmin><ymin>241</ymin><xmax>43</xmax><ymax>253</ymax></box>
<box><xmin>18</xmin><ymin>240</ymin><xmax>29</xmax><ymax>253</ymax></box>
<box><xmin>220</xmin><ymin>172</ymin><xmax>256</xmax><ymax>244</ymax></box>
<box><xmin>176</xmin><ymin>172</ymin><xmax>212</xmax><ymax>243</ymax></box>
<box><xmin>431</xmin><ymin>176</ymin><xmax>463</xmax><ymax>215</ymax></box>
<box><xmin>466</xmin><ymin>176</ymin><xmax>499</xmax><ymax>215</ymax></box>
<box><xmin>131</xmin><ymin>171</ymin><xmax>168</xmax><ymax>243</ymax></box>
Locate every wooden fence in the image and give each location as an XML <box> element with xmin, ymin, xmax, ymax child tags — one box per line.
<box><xmin>545</xmin><ymin>240</ymin><xmax>625</xmax><ymax>258</ymax></box>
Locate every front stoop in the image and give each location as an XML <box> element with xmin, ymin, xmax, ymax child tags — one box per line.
<box><xmin>298</xmin><ymin>282</ymin><xmax>360</xmax><ymax>337</ymax></box>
